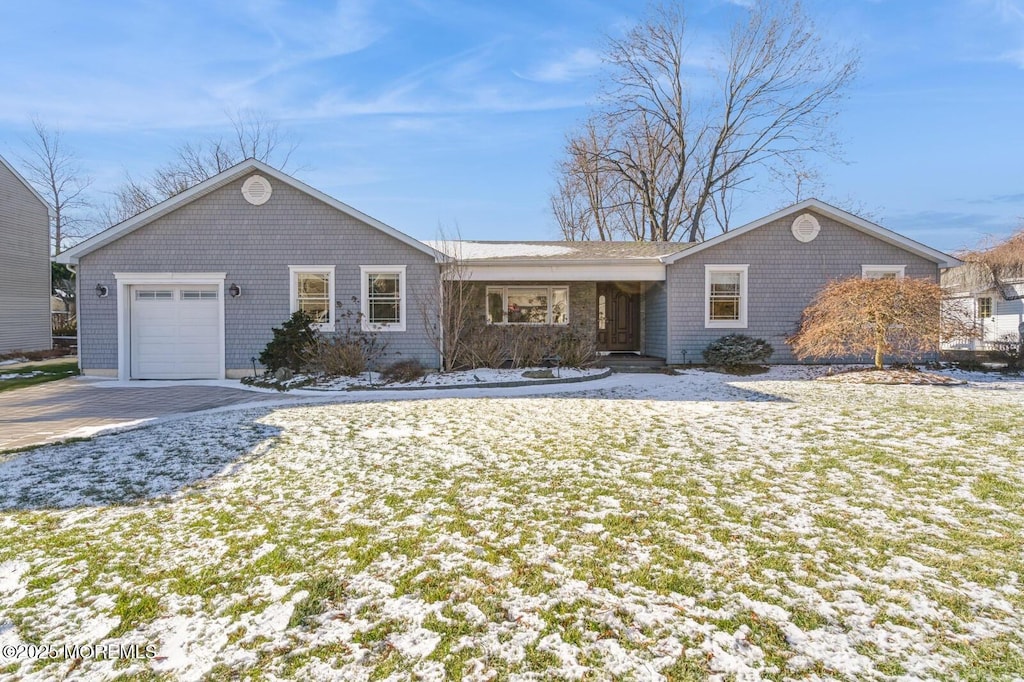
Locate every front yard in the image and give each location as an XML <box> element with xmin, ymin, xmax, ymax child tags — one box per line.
<box><xmin>0</xmin><ymin>369</ymin><xmax>1022</xmax><ymax>680</ymax></box>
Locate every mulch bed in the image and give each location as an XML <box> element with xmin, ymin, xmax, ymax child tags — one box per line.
<box><xmin>817</xmin><ymin>368</ymin><xmax>966</xmax><ymax>385</ymax></box>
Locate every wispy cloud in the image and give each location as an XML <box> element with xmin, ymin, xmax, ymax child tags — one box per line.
<box><xmin>972</xmin><ymin>0</ymin><xmax>1024</xmax><ymax>66</ymax></box>
<box><xmin>968</xmin><ymin>192</ymin><xmax>1024</xmax><ymax>205</ymax></box>
<box><xmin>513</xmin><ymin>48</ymin><xmax>604</xmax><ymax>83</ymax></box>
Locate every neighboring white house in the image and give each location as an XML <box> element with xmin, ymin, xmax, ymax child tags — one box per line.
<box><xmin>0</xmin><ymin>153</ymin><xmax>51</xmax><ymax>354</ymax></box>
<box><xmin>942</xmin><ymin>264</ymin><xmax>1024</xmax><ymax>351</ymax></box>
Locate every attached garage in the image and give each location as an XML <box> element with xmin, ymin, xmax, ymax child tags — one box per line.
<box><xmin>130</xmin><ymin>286</ymin><xmax>221</xmax><ymax>379</ymax></box>
<box><xmin>115</xmin><ymin>273</ymin><xmax>227</xmax><ymax>380</ymax></box>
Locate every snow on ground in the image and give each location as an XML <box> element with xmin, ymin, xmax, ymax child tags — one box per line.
<box><xmin>0</xmin><ymin>372</ymin><xmax>42</xmax><ymax>381</ymax></box>
<box><xmin>299</xmin><ymin>366</ymin><xmax>607</xmax><ymax>392</ymax></box>
<box><xmin>0</xmin><ymin>368</ymin><xmax>1022</xmax><ymax>680</ymax></box>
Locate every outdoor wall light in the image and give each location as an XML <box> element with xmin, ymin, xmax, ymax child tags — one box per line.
<box><xmin>228</xmin><ymin>283</ymin><xmax>241</xmax><ymax>298</ymax></box>
<box><xmin>95</xmin><ymin>284</ymin><xmax>108</xmax><ymax>298</ymax></box>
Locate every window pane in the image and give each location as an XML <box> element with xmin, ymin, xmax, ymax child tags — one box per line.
<box><xmin>136</xmin><ymin>290</ymin><xmax>173</xmax><ymax>300</ymax></box>
<box><xmin>370</xmin><ymin>273</ymin><xmax>399</xmax><ymax>295</ymax></box>
<box><xmin>551</xmin><ymin>288</ymin><xmax>568</xmax><ymax>325</ymax></box>
<box><xmin>507</xmin><ymin>288</ymin><xmax>548</xmax><ymax>324</ymax></box>
<box><xmin>978</xmin><ymin>297</ymin><xmax>993</xmax><ymax>317</ymax></box>
<box><xmin>487</xmin><ymin>291</ymin><xmax>504</xmax><ymax>324</ymax></box>
<box><xmin>598</xmin><ymin>295</ymin><xmax>606</xmax><ymax>330</ymax></box>
<box><xmin>710</xmin><ymin>300</ymin><xmax>739</xmax><ymax>320</ymax></box>
<box><xmin>366</xmin><ymin>272</ymin><xmax>401</xmax><ymax>325</ymax></box>
<box><xmin>298</xmin><ymin>273</ymin><xmax>328</xmax><ymax>295</ymax></box>
<box><xmin>296</xmin><ymin>272</ymin><xmax>331</xmax><ymax>324</ymax></box>
<box><xmin>299</xmin><ymin>299</ymin><xmax>329</xmax><ymax>322</ymax></box>
<box><xmin>370</xmin><ymin>302</ymin><xmax>400</xmax><ymax>323</ymax></box>
<box><xmin>181</xmin><ymin>290</ymin><xmax>217</xmax><ymax>300</ymax></box>
<box><xmin>709</xmin><ymin>271</ymin><xmax>741</xmax><ymax>321</ymax></box>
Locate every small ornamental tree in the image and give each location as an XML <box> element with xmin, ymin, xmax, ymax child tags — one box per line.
<box><xmin>788</xmin><ymin>276</ymin><xmax>976</xmax><ymax>369</ymax></box>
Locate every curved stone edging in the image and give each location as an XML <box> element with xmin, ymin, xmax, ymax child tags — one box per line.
<box><xmin>317</xmin><ymin>368</ymin><xmax>615</xmax><ymax>393</ymax></box>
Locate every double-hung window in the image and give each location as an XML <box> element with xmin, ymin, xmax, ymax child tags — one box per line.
<box><xmin>486</xmin><ymin>286</ymin><xmax>568</xmax><ymax>325</ymax></box>
<box><xmin>705</xmin><ymin>265</ymin><xmax>748</xmax><ymax>328</ymax></box>
<box><xmin>361</xmin><ymin>266</ymin><xmax>406</xmax><ymax>331</ymax></box>
<box><xmin>289</xmin><ymin>266</ymin><xmax>336</xmax><ymax>331</ymax></box>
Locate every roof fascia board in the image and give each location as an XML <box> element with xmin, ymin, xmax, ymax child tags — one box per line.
<box><xmin>457</xmin><ymin>262</ymin><xmax>667</xmax><ymax>282</ymax></box>
<box><xmin>459</xmin><ymin>257</ymin><xmax>671</xmax><ymax>266</ymax></box>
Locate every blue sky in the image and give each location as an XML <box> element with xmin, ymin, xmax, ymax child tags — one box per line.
<box><xmin>1</xmin><ymin>0</ymin><xmax>1022</xmax><ymax>253</ymax></box>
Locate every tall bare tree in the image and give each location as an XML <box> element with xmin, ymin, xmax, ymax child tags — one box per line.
<box><xmin>106</xmin><ymin>109</ymin><xmax>299</xmax><ymax>224</ymax></box>
<box><xmin>20</xmin><ymin>117</ymin><xmax>93</xmax><ymax>254</ymax></box>
<box><xmin>552</xmin><ymin>1</ymin><xmax>858</xmax><ymax>242</ymax></box>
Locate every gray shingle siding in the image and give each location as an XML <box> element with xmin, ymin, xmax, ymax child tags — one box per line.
<box><xmin>77</xmin><ymin>175</ymin><xmax>440</xmax><ymax>372</ymax></box>
<box><xmin>665</xmin><ymin>210</ymin><xmax>941</xmax><ymax>364</ymax></box>
<box><xmin>0</xmin><ymin>158</ymin><xmax>51</xmax><ymax>354</ymax></box>
<box><xmin>643</xmin><ymin>282</ymin><xmax>667</xmax><ymax>359</ymax></box>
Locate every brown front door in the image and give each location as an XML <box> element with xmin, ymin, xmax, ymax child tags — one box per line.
<box><xmin>597</xmin><ymin>283</ymin><xmax>641</xmax><ymax>352</ymax></box>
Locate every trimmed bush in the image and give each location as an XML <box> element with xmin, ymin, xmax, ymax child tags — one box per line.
<box><xmin>463</xmin><ymin>324</ymin><xmax>507</xmax><ymax>369</ymax></box>
<box><xmin>506</xmin><ymin>326</ymin><xmax>556</xmax><ymax>368</ymax></box>
<box><xmin>553</xmin><ymin>325</ymin><xmax>597</xmax><ymax>368</ymax></box>
<box><xmin>381</xmin><ymin>359</ymin><xmax>426</xmax><ymax>383</ymax></box>
<box><xmin>703</xmin><ymin>334</ymin><xmax>773</xmax><ymax>366</ymax></box>
<box><xmin>304</xmin><ymin>335</ymin><xmax>369</xmax><ymax>377</ymax></box>
<box><xmin>259</xmin><ymin>311</ymin><xmax>317</xmax><ymax>372</ymax></box>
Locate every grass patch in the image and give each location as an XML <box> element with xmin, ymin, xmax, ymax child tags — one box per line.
<box><xmin>288</xmin><ymin>574</ymin><xmax>348</xmax><ymax>628</ymax></box>
<box><xmin>0</xmin><ymin>361</ymin><xmax>79</xmax><ymax>392</ymax></box>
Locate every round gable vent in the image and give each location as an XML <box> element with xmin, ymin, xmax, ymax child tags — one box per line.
<box><xmin>791</xmin><ymin>213</ymin><xmax>820</xmax><ymax>242</ymax></box>
<box><xmin>241</xmin><ymin>175</ymin><xmax>272</xmax><ymax>206</ymax></box>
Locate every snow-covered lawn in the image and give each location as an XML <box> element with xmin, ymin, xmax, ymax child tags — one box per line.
<box><xmin>1</xmin><ymin>368</ymin><xmax>1022</xmax><ymax>680</ymax></box>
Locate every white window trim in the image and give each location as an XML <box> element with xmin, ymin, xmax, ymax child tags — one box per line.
<box><xmin>112</xmin><ymin>272</ymin><xmax>227</xmax><ymax>381</ymax></box>
<box><xmin>704</xmin><ymin>264</ymin><xmax>748</xmax><ymax>329</ymax></box>
<box><xmin>360</xmin><ymin>265</ymin><xmax>407</xmax><ymax>332</ymax></box>
<box><xmin>485</xmin><ymin>285</ymin><xmax>570</xmax><ymax>326</ymax></box>
<box><xmin>289</xmin><ymin>265</ymin><xmax>336</xmax><ymax>332</ymax></box>
<box><xmin>861</xmin><ymin>264</ymin><xmax>906</xmax><ymax>279</ymax></box>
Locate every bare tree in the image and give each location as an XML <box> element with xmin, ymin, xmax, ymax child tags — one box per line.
<box><xmin>420</xmin><ymin>227</ymin><xmax>478</xmax><ymax>372</ymax></box>
<box><xmin>106</xmin><ymin>109</ymin><xmax>299</xmax><ymax>223</ymax></box>
<box><xmin>19</xmin><ymin>117</ymin><xmax>93</xmax><ymax>254</ymax></box>
<box><xmin>551</xmin><ymin>1</ymin><xmax>858</xmax><ymax>242</ymax></box>
<box><xmin>788</xmin><ymin>277</ymin><xmax>976</xmax><ymax>369</ymax></box>
<box><xmin>954</xmin><ymin>226</ymin><xmax>1024</xmax><ymax>301</ymax></box>
<box><xmin>552</xmin><ymin>121</ymin><xmax>624</xmax><ymax>240</ymax></box>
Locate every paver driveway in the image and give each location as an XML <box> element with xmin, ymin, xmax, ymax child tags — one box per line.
<box><xmin>0</xmin><ymin>378</ymin><xmax>283</xmax><ymax>451</ymax></box>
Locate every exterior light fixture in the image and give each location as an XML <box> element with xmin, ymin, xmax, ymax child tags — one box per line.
<box><xmin>95</xmin><ymin>284</ymin><xmax>108</xmax><ymax>297</ymax></box>
<box><xmin>228</xmin><ymin>283</ymin><xmax>241</xmax><ymax>298</ymax></box>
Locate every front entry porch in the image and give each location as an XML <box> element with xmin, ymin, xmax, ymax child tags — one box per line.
<box><xmin>597</xmin><ymin>282</ymin><xmax>642</xmax><ymax>353</ymax></box>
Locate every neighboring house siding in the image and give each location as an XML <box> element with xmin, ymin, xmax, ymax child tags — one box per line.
<box><xmin>77</xmin><ymin>175</ymin><xmax>440</xmax><ymax>371</ymax></box>
<box><xmin>644</xmin><ymin>281</ymin><xmax>667</xmax><ymax>359</ymax></box>
<box><xmin>0</xmin><ymin>158</ymin><xmax>50</xmax><ymax>354</ymax></box>
<box><xmin>665</xmin><ymin>210</ymin><xmax>940</xmax><ymax>364</ymax></box>
<box><xmin>993</xmin><ymin>296</ymin><xmax>1024</xmax><ymax>342</ymax></box>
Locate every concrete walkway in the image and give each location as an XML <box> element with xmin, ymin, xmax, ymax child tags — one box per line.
<box><xmin>0</xmin><ymin>378</ymin><xmax>284</xmax><ymax>451</ymax></box>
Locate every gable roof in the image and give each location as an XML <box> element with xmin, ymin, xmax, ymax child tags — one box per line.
<box><xmin>0</xmin><ymin>153</ymin><xmax>51</xmax><ymax>214</ymax></box>
<box><xmin>428</xmin><ymin>240</ymin><xmax>692</xmax><ymax>263</ymax></box>
<box><xmin>660</xmin><ymin>198</ymin><xmax>961</xmax><ymax>268</ymax></box>
<box><xmin>56</xmin><ymin>159</ymin><xmax>438</xmax><ymax>264</ymax></box>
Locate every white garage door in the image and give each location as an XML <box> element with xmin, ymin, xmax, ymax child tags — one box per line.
<box><xmin>130</xmin><ymin>286</ymin><xmax>221</xmax><ymax>379</ymax></box>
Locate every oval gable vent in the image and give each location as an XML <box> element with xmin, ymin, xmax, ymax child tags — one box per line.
<box><xmin>241</xmin><ymin>175</ymin><xmax>272</xmax><ymax>206</ymax></box>
<box><xmin>791</xmin><ymin>213</ymin><xmax>820</xmax><ymax>243</ymax></box>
